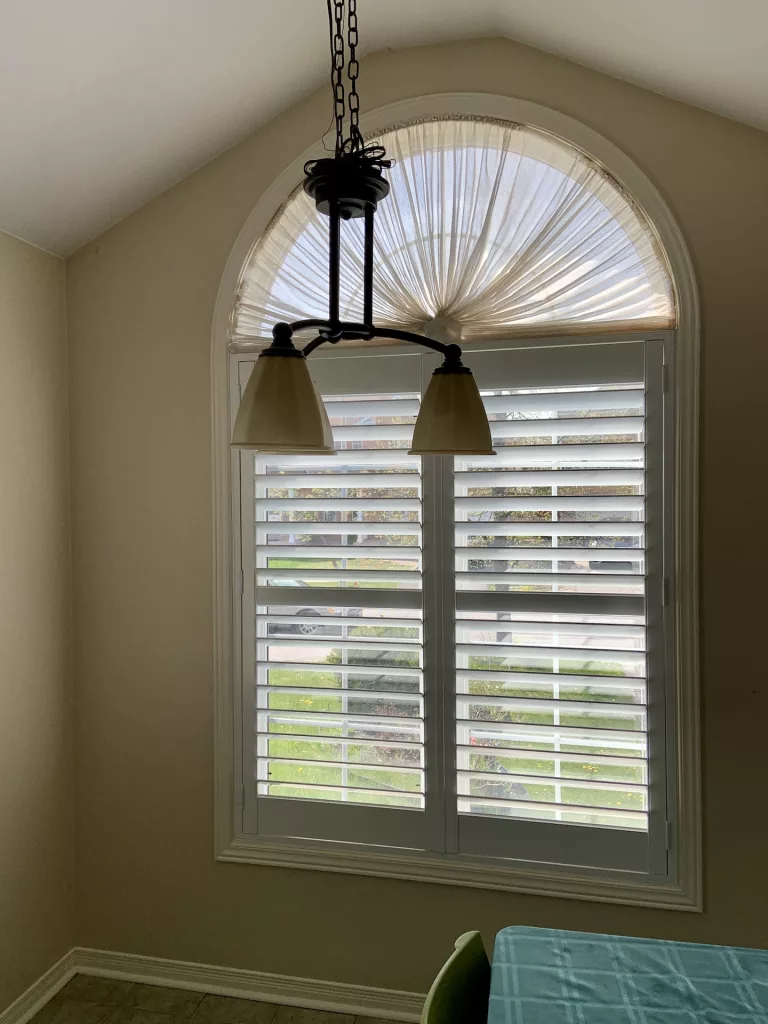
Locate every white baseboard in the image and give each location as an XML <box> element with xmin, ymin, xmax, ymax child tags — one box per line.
<box><xmin>1</xmin><ymin>947</ymin><xmax>423</xmax><ymax>1024</ymax></box>
<box><xmin>0</xmin><ymin>951</ymin><xmax>76</xmax><ymax>1024</ymax></box>
<box><xmin>74</xmin><ymin>948</ymin><xmax>424</xmax><ymax>1022</ymax></box>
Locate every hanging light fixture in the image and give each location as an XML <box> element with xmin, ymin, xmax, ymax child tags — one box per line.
<box><xmin>232</xmin><ymin>0</ymin><xmax>494</xmax><ymax>456</ymax></box>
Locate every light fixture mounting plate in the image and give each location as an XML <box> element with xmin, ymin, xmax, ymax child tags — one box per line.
<box><xmin>303</xmin><ymin>156</ymin><xmax>390</xmax><ymax>219</ymax></box>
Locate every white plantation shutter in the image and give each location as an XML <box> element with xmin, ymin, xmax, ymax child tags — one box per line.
<box><xmin>448</xmin><ymin>341</ymin><xmax>668</xmax><ymax>873</ymax></box>
<box><xmin>240</xmin><ymin>352</ymin><xmax>440</xmax><ymax>849</ymax></box>
<box><xmin>454</xmin><ymin>386</ymin><xmax>647</xmax><ymax>825</ymax></box>
<box><xmin>235</xmin><ymin>338</ymin><xmax>673</xmax><ymax>877</ymax></box>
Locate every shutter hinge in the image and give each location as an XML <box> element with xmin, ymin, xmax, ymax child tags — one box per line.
<box><xmin>662</xmin><ymin>363</ymin><xmax>669</xmax><ymax>394</ymax></box>
<box><xmin>662</xmin><ymin>577</ymin><xmax>670</xmax><ymax>606</ymax></box>
<box><xmin>665</xmin><ymin>820</ymin><xmax>674</xmax><ymax>851</ymax></box>
<box><xmin>240</xmin><ymin>568</ymin><xmax>244</xmax><ymax>595</ymax></box>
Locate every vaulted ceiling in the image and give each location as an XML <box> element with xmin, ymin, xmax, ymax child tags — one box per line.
<box><xmin>4</xmin><ymin>0</ymin><xmax>766</xmax><ymax>255</ymax></box>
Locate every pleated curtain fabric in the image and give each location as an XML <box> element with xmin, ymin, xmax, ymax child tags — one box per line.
<box><xmin>231</xmin><ymin>116</ymin><xmax>675</xmax><ymax>349</ymax></box>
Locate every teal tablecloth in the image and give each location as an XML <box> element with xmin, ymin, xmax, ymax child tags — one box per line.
<box><xmin>489</xmin><ymin>926</ymin><xmax>768</xmax><ymax>1023</ymax></box>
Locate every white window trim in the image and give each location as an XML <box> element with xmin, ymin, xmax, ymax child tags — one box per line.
<box><xmin>210</xmin><ymin>94</ymin><xmax>701</xmax><ymax>911</ymax></box>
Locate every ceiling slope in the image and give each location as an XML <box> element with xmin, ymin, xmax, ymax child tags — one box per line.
<box><xmin>1</xmin><ymin>0</ymin><xmax>765</xmax><ymax>255</ymax></box>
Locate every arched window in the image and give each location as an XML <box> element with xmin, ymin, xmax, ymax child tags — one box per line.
<box><xmin>218</xmin><ymin>111</ymin><xmax>698</xmax><ymax>908</ymax></box>
<box><xmin>232</xmin><ymin>117</ymin><xmax>675</xmax><ymax>346</ymax></box>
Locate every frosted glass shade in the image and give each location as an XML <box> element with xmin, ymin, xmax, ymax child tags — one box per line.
<box><xmin>231</xmin><ymin>350</ymin><xmax>335</xmax><ymax>453</ymax></box>
<box><xmin>409</xmin><ymin>368</ymin><xmax>494</xmax><ymax>455</ymax></box>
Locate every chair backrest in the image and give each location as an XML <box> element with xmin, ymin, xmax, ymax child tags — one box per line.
<box><xmin>421</xmin><ymin>931</ymin><xmax>491</xmax><ymax>1024</ymax></box>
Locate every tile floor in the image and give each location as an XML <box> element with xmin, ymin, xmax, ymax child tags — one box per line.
<box><xmin>32</xmin><ymin>976</ymin><xmax>396</xmax><ymax>1024</ymax></box>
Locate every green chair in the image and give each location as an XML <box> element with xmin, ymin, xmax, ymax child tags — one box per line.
<box><xmin>421</xmin><ymin>931</ymin><xmax>491</xmax><ymax>1024</ymax></box>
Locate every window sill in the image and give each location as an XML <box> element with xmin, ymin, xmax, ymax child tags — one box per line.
<box><xmin>216</xmin><ymin>835</ymin><xmax>702</xmax><ymax>912</ymax></box>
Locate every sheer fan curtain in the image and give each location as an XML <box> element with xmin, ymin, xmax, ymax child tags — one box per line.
<box><xmin>231</xmin><ymin>116</ymin><xmax>675</xmax><ymax>348</ymax></box>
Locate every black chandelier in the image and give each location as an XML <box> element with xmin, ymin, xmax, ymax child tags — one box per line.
<box><xmin>232</xmin><ymin>0</ymin><xmax>494</xmax><ymax>455</ymax></box>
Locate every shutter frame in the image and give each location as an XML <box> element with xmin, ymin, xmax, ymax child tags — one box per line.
<box><xmin>234</xmin><ymin>337</ymin><xmax>676</xmax><ymax>881</ymax></box>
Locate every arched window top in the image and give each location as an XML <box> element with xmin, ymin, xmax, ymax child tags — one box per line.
<box><xmin>231</xmin><ymin>116</ymin><xmax>676</xmax><ymax>347</ymax></box>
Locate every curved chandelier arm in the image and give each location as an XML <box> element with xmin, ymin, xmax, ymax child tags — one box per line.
<box><xmin>283</xmin><ymin>318</ymin><xmax>337</xmax><ymax>336</ymax></box>
<box><xmin>297</xmin><ymin>321</ymin><xmax>462</xmax><ymax>364</ymax></box>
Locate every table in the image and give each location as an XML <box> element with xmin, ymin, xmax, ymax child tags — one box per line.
<box><xmin>489</xmin><ymin>926</ymin><xmax>768</xmax><ymax>1023</ymax></box>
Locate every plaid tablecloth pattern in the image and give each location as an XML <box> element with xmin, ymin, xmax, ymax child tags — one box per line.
<box><xmin>489</xmin><ymin>926</ymin><xmax>768</xmax><ymax>1023</ymax></box>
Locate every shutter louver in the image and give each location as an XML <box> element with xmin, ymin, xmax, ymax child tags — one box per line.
<box><xmin>454</xmin><ymin>384</ymin><xmax>648</xmax><ymax>831</ymax></box>
<box><xmin>253</xmin><ymin>393</ymin><xmax>425</xmax><ymax>809</ymax></box>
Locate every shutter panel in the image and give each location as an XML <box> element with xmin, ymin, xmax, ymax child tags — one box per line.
<box><xmin>454</xmin><ymin>382</ymin><xmax>649</xmax><ymax>835</ymax></box>
<box><xmin>252</xmin><ymin>392</ymin><xmax>426</xmax><ymax>822</ymax></box>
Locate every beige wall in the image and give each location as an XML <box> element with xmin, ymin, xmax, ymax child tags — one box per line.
<box><xmin>0</xmin><ymin>233</ymin><xmax>73</xmax><ymax>1007</ymax></box>
<box><xmin>67</xmin><ymin>37</ymin><xmax>768</xmax><ymax>992</ymax></box>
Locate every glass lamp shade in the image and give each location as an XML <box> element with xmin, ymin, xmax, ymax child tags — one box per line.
<box><xmin>409</xmin><ymin>367</ymin><xmax>495</xmax><ymax>455</ymax></box>
<box><xmin>231</xmin><ymin>349</ymin><xmax>335</xmax><ymax>453</ymax></box>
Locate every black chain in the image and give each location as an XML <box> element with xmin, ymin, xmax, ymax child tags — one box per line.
<box><xmin>330</xmin><ymin>0</ymin><xmax>346</xmax><ymax>157</ymax></box>
<box><xmin>347</xmin><ymin>0</ymin><xmax>362</xmax><ymax>153</ymax></box>
<box><xmin>327</xmin><ymin>0</ymin><xmax>365</xmax><ymax>157</ymax></box>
